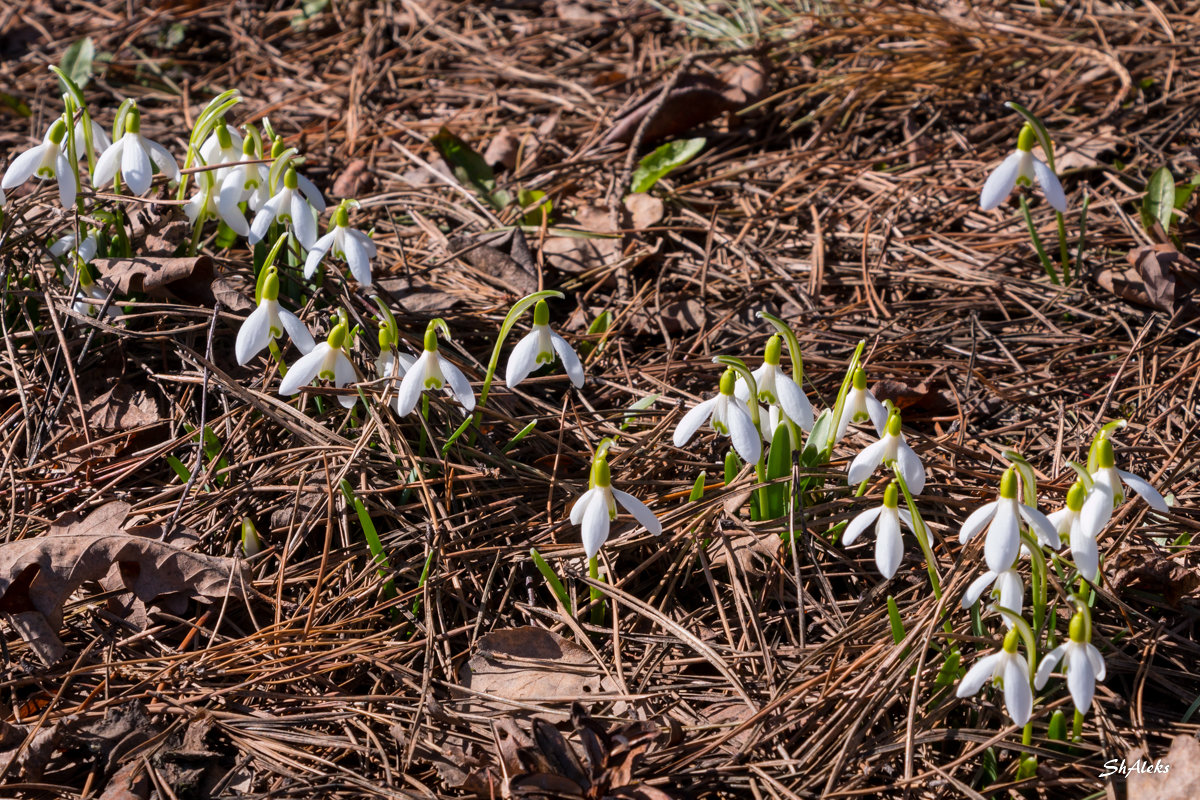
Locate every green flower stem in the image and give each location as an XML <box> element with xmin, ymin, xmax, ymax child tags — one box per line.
<box><xmin>1075</xmin><ymin>193</ymin><xmax>1090</xmax><ymax>274</ymax></box>
<box><xmin>588</xmin><ymin>555</ymin><xmax>604</xmax><ymax>626</ymax></box>
<box><xmin>1021</xmin><ymin>531</ymin><xmax>1048</xmax><ymax>635</ymax></box>
<box><xmin>826</xmin><ymin>340</ymin><xmax>866</xmax><ymax>456</ymax></box>
<box><xmin>531</xmin><ymin>548</ymin><xmax>571</xmax><ymax>612</ymax></box>
<box><xmin>1020</xmin><ymin>195</ymin><xmax>1060</xmax><ymax>285</ymax></box>
<box><xmin>758</xmin><ymin>311</ymin><xmax>803</xmax><ymax>383</ymax></box>
<box><xmin>890</xmin><ymin>460</ymin><xmax>941</xmax><ymax>601</ymax></box>
<box><xmin>267</xmin><ymin>339</ymin><xmax>287</xmax><ymax>377</ymax></box>
<box><xmin>1056</xmin><ymin>211</ymin><xmax>1071</xmax><ymax>284</ymax></box>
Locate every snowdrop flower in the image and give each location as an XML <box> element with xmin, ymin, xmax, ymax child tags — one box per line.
<box><xmin>304</xmin><ymin>202</ymin><xmax>377</xmax><ymax>285</ymax></box>
<box><xmin>219</xmin><ymin>136</ymin><xmax>270</xmax><ymax>216</ymax></box>
<box><xmin>962</xmin><ymin>566</ymin><xmax>1024</xmax><ymax>626</ymax></box>
<box><xmin>51</xmin><ymin>232</ymin><xmax>116</xmax><ymax>318</ymax></box>
<box><xmin>1091</xmin><ymin>437</ymin><xmax>1169</xmax><ymax>513</ymax></box>
<box><xmin>249</xmin><ymin>166</ymin><xmax>322</xmax><ymax>249</ymax></box>
<box><xmin>199</xmin><ymin>123</ymin><xmax>242</xmax><ymax>181</ymax></box>
<box><xmin>2</xmin><ymin>118</ymin><xmax>76</xmax><ymax>207</ymax></box>
<box><xmin>235</xmin><ymin>267</ymin><xmax>315</xmax><ymax>365</ymax></box>
<box><xmin>673</xmin><ymin>369</ymin><xmax>761</xmax><ymax>463</ymax></box>
<box><xmin>960</xmin><ymin>468</ymin><xmax>1059</xmax><ymax>574</ymax></box>
<box><xmin>93</xmin><ymin>106</ymin><xmax>180</xmax><ymax>196</ymax></box>
<box><xmin>843</xmin><ymin>481</ymin><xmax>925</xmax><ymax>579</ymax></box>
<box><xmin>394</xmin><ymin>321</ymin><xmax>475</xmax><ymax>416</ymax></box>
<box><xmin>505</xmin><ymin>299</ymin><xmax>584</xmax><ymax>389</ymax></box>
<box><xmin>185</xmin><ymin>171</ymin><xmax>249</xmax><ymax>236</ymax></box>
<box><xmin>756</xmin><ymin>404</ymin><xmax>801</xmax><ymax>449</ymax></box>
<box><xmin>847</xmin><ymin>412</ymin><xmax>924</xmax><ymax>495</ymax></box>
<box><xmin>373</xmin><ymin>304</ymin><xmax>414</xmax><ymax>380</ymax></box>
<box><xmin>980</xmin><ymin>123</ymin><xmax>1067</xmax><ymax>213</ymax></box>
<box><xmin>1046</xmin><ymin>480</ymin><xmax>1113</xmax><ymax>582</ymax></box>
<box><xmin>74</xmin><ymin>116</ymin><xmax>111</xmax><ymax>154</ymax></box>
<box><xmin>734</xmin><ymin>335</ymin><xmax>814</xmax><ymax>432</ymax></box>
<box><xmin>279</xmin><ymin>314</ymin><xmax>358</xmax><ymax>409</ymax></box>
<box><xmin>957</xmin><ymin>627</ymin><xmax>1034</xmax><ymax>727</ymax></box>
<box><xmin>1035</xmin><ymin>611</ymin><xmax>1106</xmax><ymax>714</ymax></box>
<box><xmin>571</xmin><ymin>452</ymin><xmax>662</xmax><ymax>559</ymax></box>
<box><xmin>835</xmin><ymin>367</ymin><xmax>887</xmax><ymax>442</ymax></box>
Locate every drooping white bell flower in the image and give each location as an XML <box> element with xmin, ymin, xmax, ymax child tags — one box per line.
<box><xmin>50</xmin><ymin>232</ymin><xmax>116</xmax><ymax>318</ymax></box>
<box><xmin>847</xmin><ymin>412</ymin><xmax>925</xmax><ymax>495</ymax></box>
<box><xmin>93</xmin><ymin>106</ymin><xmax>180</xmax><ymax>196</ymax></box>
<box><xmin>1090</xmin><ymin>437</ymin><xmax>1169</xmax><ymax>514</ymax></box>
<box><xmin>673</xmin><ymin>368</ymin><xmax>761</xmax><ymax>463</ymax></box>
<box><xmin>842</xmin><ymin>481</ymin><xmax>926</xmax><ymax>579</ymax></box>
<box><xmin>235</xmin><ymin>267</ymin><xmax>315</xmax><ymax>365</ymax></box>
<box><xmin>2</xmin><ymin>118</ymin><xmax>76</xmax><ymax>207</ymax></box>
<box><xmin>278</xmin><ymin>315</ymin><xmax>359</xmax><ymax>409</ymax></box>
<box><xmin>571</xmin><ymin>452</ymin><xmax>662</xmax><ymax>559</ymax></box>
<box><xmin>219</xmin><ymin>134</ymin><xmax>270</xmax><ymax>217</ymax></box>
<box><xmin>185</xmin><ymin>170</ymin><xmax>249</xmax><ymax>236</ymax></box>
<box><xmin>1035</xmin><ymin>612</ymin><xmax>1106</xmax><ymax>714</ymax></box>
<box><xmin>505</xmin><ymin>299</ymin><xmax>584</xmax><ymax>389</ymax></box>
<box><xmin>835</xmin><ymin>367</ymin><xmax>887</xmax><ymax>443</ymax></box>
<box><xmin>957</xmin><ymin>627</ymin><xmax>1034</xmax><ymax>727</ymax></box>
<box><xmin>959</xmin><ymin>468</ymin><xmax>1059</xmax><ymax>573</ymax></box>
<box><xmin>734</xmin><ymin>335</ymin><xmax>814</xmax><ymax>432</ymax></box>
<box><xmin>249</xmin><ymin>166</ymin><xmax>321</xmax><ymax>249</ymax></box>
<box><xmin>980</xmin><ymin>123</ymin><xmax>1067</xmax><ymax>213</ymax></box>
<box><xmin>394</xmin><ymin>321</ymin><xmax>475</xmax><ymax>416</ymax></box>
<box><xmin>1046</xmin><ymin>479</ymin><xmax>1113</xmax><ymax>582</ymax></box>
<box><xmin>961</xmin><ymin>566</ymin><xmax>1024</xmax><ymax>626</ymax></box>
<box><xmin>304</xmin><ymin>202</ymin><xmax>377</xmax><ymax>286</ymax></box>
<box><xmin>198</xmin><ymin>123</ymin><xmax>243</xmax><ymax>181</ymax></box>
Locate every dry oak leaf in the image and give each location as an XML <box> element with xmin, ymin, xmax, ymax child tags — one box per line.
<box><xmin>1127</xmin><ymin>734</ymin><xmax>1200</xmax><ymax>800</ymax></box>
<box><xmin>0</xmin><ymin>502</ymin><xmax>251</xmax><ymax>665</ymax></box>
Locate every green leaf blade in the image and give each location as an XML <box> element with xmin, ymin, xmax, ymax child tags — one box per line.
<box><xmin>629</xmin><ymin>137</ymin><xmax>705</xmax><ymax>194</ymax></box>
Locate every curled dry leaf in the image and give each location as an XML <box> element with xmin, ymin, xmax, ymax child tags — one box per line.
<box><xmin>93</xmin><ymin>256</ymin><xmax>215</xmax><ymax>304</ymax></box>
<box><xmin>1099</xmin><ymin>242</ymin><xmax>1198</xmax><ymax>320</ymax></box>
<box><xmin>0</xmin><ymin>502</ymin><xmax>251</xmax><ymax>665</ymax></box>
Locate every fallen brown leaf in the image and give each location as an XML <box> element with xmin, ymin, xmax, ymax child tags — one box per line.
<box><xmin>93</xmin><ymin>256</ymin><xmax>215</xmax><ymax>303</ymax></box>
<box><xmin>448</xmin><ymin>232</ymin><xmax>539</xmax><ymax>296</ymax></box>
<box><xmin>623</xmin><ymin>193</ymin><xmax>664</xmax><ymax>230</ymax></box>
<box><xmin>332</xmin><ymin>158</ymin><xmax>374</xmax><ymax>198</ymax></box>
<box><xmin>1127</xmin><ymin>734</ymin><xmax>1200</xmax><ymax>799</ymax></box>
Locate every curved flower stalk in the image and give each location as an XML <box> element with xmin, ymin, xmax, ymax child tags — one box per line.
<box><xmin>571</xmin><ymin>447</ymin><xmax>662</xmax><ymax>560</ymax></box>
<box><xmin>962</xmin><ymin>566</ymin><xmax>1024</xmax><ymax>626</ymax></box>
<box><xmin>1090</xmin><ymin>437</ymin><xmax>1169</xmax><ymax>513</ymax></box>
<box><xmin>304</xmin><ymin>201</ymin><xmax>377</xmax><ymax>286</ymax></box>
<box><xmin>2</xmin><ymin>118</ymin><xmax>76</xmax><ymax>207</ymax></box>
<box><xmin>1047</xmin><ymin>479</ymin><xmax>1113</xmax><ymax>582</ymax></box>
<box><xmin>1035</xmin><ymin>610</ymin><xmax>1105</xmax><ymax>714</ymax></box>
<box><xmin>673</xmin><ymin>368</ymin><xmax>761</xmax><ymax>463</ymax></box>
<box><xmin>235</xmin><ymin>266</ymin><xmax>315</xmax><ymax>365</ymax></box>
<box><xmin>843</xmin><ymin>481</ymin><xmax>925</xmax><ymax>579</ymax></box>
<box><xmin>847</xmin><ymin>411</ymin><xmax>924</xmax><ymax>495</ymax></box>
<box><xmin>279</xmin><ymin>313</ymin><xmax>358</xmax><ymax>408</ymax></box>
<box><xmin>51</xmin><ymin>232</ymin><xmax>117</xmax><ymax>318</ymax></box>
<box><xmin>505</xmin><ymin>298</ymin><xmax>584</xmax><ymax>389</ymax></box>
<box><xmin>959</xmin><ymin>468</ymin><xmax>1059</xmax><ymax>573</ymax></box>
<box><xmin>93</xmin><ymin>105</ymin><xmax>180</xmax><ymax>196</ymax></box>
<box><xmin>394</xmin><ymin>319</ymin><xmax>475</xmax><ymax>416</ymax></box>
<box><xmin>957</xmin><ymin>625</ymin><xmax>1035</xmax><ymax>727</ymax></box>
<box><xmin>981</xmin><ymin>123</ymin><xmax>1066</xmax><ymax>213</ymax></box>
<box><xmin>835</xmin><ymin>367</ymin><xmax>887</xmax><ymax>443</ymax></box>
<box><xmin>249</xmin><ymin>166</ymin><xmax>322</xmax><ymax>249</ymax></box>
<box><xmin>734</xmin><ymin>335</ymin><xmax>814</xmax><ymax>433</ymax></box>
<box><xmin>372</xmin><ymin>296</ymin><xmax>414</xmax><ymax>380</ymax></box>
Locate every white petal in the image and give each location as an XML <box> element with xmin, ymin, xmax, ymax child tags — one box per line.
<box><xmin>957</xmin><ymin>653</ymin><xmax>1002</xmax><ymax>698</ymax></box>
<box><xmin>995</xmin><ymin>569</ymin><xmax>1024</xmax><ymax>620</ymax></box>
<box><xmin>865</xmin><ymin>393</ymin><xmax>887</xmax><ymax>436</ymax></box>
<box><xmin>304</xmin><ymin>232</ymin><xmax>336</xmax><ymax>279</ymax></box>
<box><xmin>278</xmin><ymin>309</ymin><xmax>315</xmax><ymax>354</ymax></box>
<box><xmin>278</xmin><ymin>344</ymin><xmax>329</xmax><ymax>395</ymax></box>
<box><xmin>92</xmin><ymin>139</ymin><xmax>123</xmax><ymax>187</ymax></box>
<box><xmin>774</xmin><ymin>374</ymin><xmax>814</xmax><ymax>432</ymax></box>
<box><xmin>1034</xmin><ymin>644</ymin><xmax>1066</xmax><ymax>690</ymax></box>
<box><xmin>874</xmin><ymin>508</ymin><xmax>903</xmax><ymax>579</ymax></box>
<box><xmin>55</xmin><ymin>154</ymin><xmax>76</xmax><ymax>206</ymax></box>
<box><xmin>581</xmin><ymin>491</ymin><xmax>611</xmax><ymax>559</ymax></box>
<box><xmin>842</xmin><ymin>506</ymin><xmax>882</xmax><ymax>547</ymax></box>
<box><xmin>1070</xmin><ymin>522</ymin><xmax>1100</xmax><ymax>582</ymax></box>
<box><xmin>983</xmin><ymin>498</ymin><xmax>1020</xmax><ymax>573</ymax></box>
<box><xmin>296</xmin><ymin>173</ymin><xmax>325</xmax><ymax>212</ymax></box>
<box><xmin>1032</xmin><ymin>157</ymin><xmax>1067</xmax><ymax>213</ymax></box>
<box><xmin>1080</xmin><ymin>484</ymin><xmax>1113</xmax><ymax>539</ymax></box>
<box><xmin>847</xmin><ymin>438</ymin><xmax>887</xmax><ymax>486</ymax></box>
<box><xmin>218</xmin><ymin>173</ymin><xmax>251</xmax><ymax>235</ymax></box>
<box><xmin>394</xmin><ymin>352</ymin><xmax>431</xmax><ymax>416</ymax></box>
<box><xmin>1019</xmin><ymin>504</ymin><xmax>1061</xmax><ymax>549</ymax></box>
<box><xmin>897</xmin><ymin>442</ymin><xmax>925</xmax><ymax>496</ymax></box>
<box><xmin>2</xmin><ymin>144</ymin><xmax>47</xmax><ymax>189</ymax></box>
<box><xmin>673</xmin><ymin>397</ymin><xmax>718</xmax><ymax>448</ymax></box>
<box><xmin>550</xmin><ymin>332</ymin><xmax>585</xmax><ymax>388</ymax></box>
<box><xmin>145</xmin><ymin>139</ymin><xmax>180</xmax><ymax>181</ymax></box>
<box><xmin>1003</xmin><ymin>656</ymin><xmax>1032</xmax><ymax>726</ymax></box>
<box><xmin>726</xmin><ymin>402</ymin><xmax>761</xmax><ymax>463</ymax></box>
<box><xmin>439</xmin><ymin>356</ymin><xmax>475</xmax><ymax>411</ymax></box>
<box><xmin>980</xmin><ymin>151</ymin><xmax>1023</xmax><ymax>210</ymax></box>
<box><xmin>122</xmin><ymin>136</ymin><xmax>152</xmax><ymax>196</ymax></box>
<box><xmin>77</xmin><ymin>235</ymin><xmax>97</xmax><ymax>263</ymax></box>
<box><xmin>1117</xmin><ymin>469</ymin><xmax>1169</xmax><ymax>513</ymax></box>
<box><xmin>184</xmin><ymin>192</ymin><xmax>205</xmax><ymax>223</ymax></box>
<box><xmin>1046</xmin><ymin>508</ymin><xmax>1072</xmax><ymax>538</ymax></box>
<box><xmin>959</xmin><ymin>500</ymin><xmax>998</xmax><ymax>544</ymax></box>
<box><xmin>333</xmin><ymin>352</ymin><xmax>358</xmax><ymax>408</ymax></box>
<box><xmin>570</xmin><ymin>488</ymin><xmax>599</xmax><ymax>526</ymax></box>
<box><xmin>291</xmin><ymin>193</ymin><xmax>317</xmax><ymax>249</ymax></box>
<box><xmin>611</xmin><ymin>488</ymin><xmax>662</xmax><ymax>535</ymax></box>
<box><xmin>235</xmin><ymin>304</ymin><xmax>274</xmax><ymax>365</ymax></box>
<box><xmin>733</xmin><ymin>377</ymin><xmax>752</xmax><ymax>404</ymax></box>
<box><xmin>962</xmin><ymin>571</ymin><xmax>997</xmax><ymax>610</ymax></box>
<box><xmin>505</xmin><ymin>330</ymin><xmax>542</xmax><ymax>388</ymax></box>
<box><xmin>348</xmin><ymin>228</ymin><xmax>377</xmax><ymax>258</ymax></box>
<box><xmin>1066</xmin><ymin>645</ymin><xmax>1095</xmax><ymax>713</ymax></box>
<box><xmin>343</xmin><ymin>230</ymin><xmax>373</xmax><ymax>285</ymax></box>
<box><xmin>248</xmin><ymin>198</ymin><xmax>279</xmax><ymax>244</ymax></box>
<box><xmin>1086</xmin><ymin>643</ymin><xmax>1106</xmax><ymax>681</ymax></box>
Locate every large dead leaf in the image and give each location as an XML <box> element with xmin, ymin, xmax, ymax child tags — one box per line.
<box><xmin>1127</xmin><ymin>734</ymin><xmax>1200</xmax><ymax>799</ymax></box>
<box><xmin>458</xmin><ymin>627</ymin><xmax>615</xmax><ymax>719</ymax></box>
<box><xmin>448</xmin><ymin>232</ymin><xmax>539</xmax><ymax>296</ymax></box>
<box><xmin>0</xmin><ymin>502</ymin><xmax>251</xmax><ymax>664</ymax></box>
<box><xmin>1098</xmin><ymin>241</ymin><xmax>1200</xmax><ymax>321</ymax></box>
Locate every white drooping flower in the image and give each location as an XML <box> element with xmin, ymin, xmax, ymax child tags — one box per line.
<box><xmin>235</xmin><ymin>267</ymin><xmax>315</xmax><ymax>365</ymax></box>
<box><xmin>842</xmin><ymin>481</ymin><xmax>926</xmax><ymax>579</ymax></box>
<box><xmin>198</xmin><ymin>123</ymin><xmax>243</xmax><ymax>181</ymax></box>
<box><xmin>93</xmin><ymin>106</ymin><xmax>180</xmax><ymax>196</ymax></box>
<box><xmin>961</xmin><ymin>566</ymin><xmax>1024</xmax><ymax>626</ymax></box>
<box><xmin>835</xmin><ymin>367</ymin><xmax>887</xmax><ymax>443</ymax></box>
<box><xmin>674</xmin><ymin>368</ymin><xmax>761</xmax><ymax>463</ymax></box>
<box><xmin>1035</xmin><ymin>612</ymin><xmax>1106</xmax><ymax>714</ymax></box>
<box><xmin>959</xmin><ymin>468</ymin><xmax>1059</xmax><ymax>573</ymax></box>
<box><xmin>278</xmin><ymin>315</ymin><xmax>358</xmax><ymax>409</ymax></box>
<box><xmin>394</xmin><ymin>322</ymin><xmax>475</xmax><ymax>416</ymax></box>
<box><xmin>1090</xmin><ymin>437</ymin><xmax>1169</xmax><ymax>514</ymax></box>
<box><xmin>1046</xmin><ymin>479</ymin><xmax>1113</xmax><ymax>582</ymax></box>
<box><xmin>2</xmin><ymin>118</ymin><xmax>76</xmax><ymax>207</ymax></box>
<box><xmin>219</xmin><ymin>135</ymin><xmax>271</xmax><ymax>217</ymax></box>
<box><xmin>50</xmin><ymin>232</ymin><xmax>116</xmax><ymax>318</ymax></box>
<box><xmin>304</xmin><ymin>202</ymin><xmax>377</xmax><ymax>286</ymax></box>
<box><xmin>734</xmin><ymin>334</ymin><xmax>814</xmax><ymax>434</ymax></box>
<box><xmin>185</xmin><ymin>170</ymin><xmax>249</xmax><ymax>236</ymax></box>
<box><xmin>980</xmin><ymin>123</ymin><xmax>1067</xmax><ymax>213</ymax></box>
<box><xmin>847</xmin><ymin>412</ymin><xmax>925</xmax><ymax>495</ymax></box>
<box><xmin>571</xmin><ymin>452</ymin><xmax>662</xmax><ymax>559</ymax></box>
<box><xmin>249</xmin><ymin>166</ymin><xmax>323</xmax><ymax>249</ymax></box>
<box><xmin>957</xmin><ymin>627</ymin><xmax>1035</xmax><ymax>727</ymax></box>
<box><xmin>505</xmin><ymin>299</ymin><xmax>584</xmax><ymax>389</ymax></box>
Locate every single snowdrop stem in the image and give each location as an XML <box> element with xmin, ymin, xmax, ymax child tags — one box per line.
<box><xmin>827</xmin><ymin>340</ymin><xmax>867</xmax><ymax>454</ymax></box>
<box><xmin>889</xmin><ymin>458</ymin><xmax>942</xmax><ymax>602</ymax></box>
<box><xmin>477</xmin><ymin>289</ymin><xmax>565</xmax><ymax>413</ymax></box>
<box><xmin>1002</xmin><ymin>450</ymin><xmax>1038</xmax><ymax>506</ymax></box>
<box><xmin>1086</xmin><ymin>420</ymin><xmax>1126</xmax><ymax>472</ymax></box>
<box><xmin>995</xmin><ymin>606</ymin><xmax>1038</xmax><ymax>676</ymax></box>
<box><xmin>757</xmin><ymin>311</ymin><xmax>804</xmax><ymax>383</ymax></box>
<box><xmin>1021</xmin><ymin>529</ymin><xmax>1048</xmax><ymax>635</ymax></box>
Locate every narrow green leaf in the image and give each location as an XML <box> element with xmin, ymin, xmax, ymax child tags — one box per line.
<box><xmin>1175</xmin><ymin>174</ymin><xmax>1200</xmax><ymax>209</ymax></box>
<box><xmin>886</xmin><ymin>595</ymin><xmax>905</xmax><ymax>645</ymax></box>
<box><xmin>629</xmin><ymin>137</ymin><xmax>705</xmax><ymax>194</ymax></box>
<box><xmin>518</xmin><ymin>188</ymin><xmax>552</xmax><ymax>226</ymax></box>
<box><xmin>503</xmin><ymin>419</ymin><xmax>537</xmax><ymax>454</ymax></box>
<box><xmin>933</xmin><ymin>651</ymin><xmax>962</xmax><ymax>687</ymax></box>
<box><xmin>431</xmin><ymin>126</ymin><xmax>509</xmax><ymax>211</ymax></box>
<box><xmin>621</xmin><ymin>393</ymin><xmax>659</xmax><ymax>430</ymax></box>
<box><xmin>689</xmin><ymin>471</ymin><xmax>707</xmax><ymax>501</ymax></box>
<box><xmin>61</xmin><ymin>38</ymin><xmax>95</xmax><ymax>90</ymax></box>
<box><xmin>1047</xmin><ymin>710</ymin><xmax>1068</xmax><ymax>741</ymax></box>
<box><xmin>764</xmin><ymin>422</ymin><xmax>791</xmax><ymax>519</ymax></box>
<box><xmin>165</xmin><ymin>455</ymin><xmax>191</xmax><ymax>483</ymax></box>
<box><xmin>0</xmin><ymin>92</ymin><xmax>31</xmax><ymax>118</ymax></box>
<box><xmin>441</xmin><ymin>416</ymin><xmax>474</xmax><ymax>454</ymax></box>
<box><xmin>531</xmin><ymin>548</ymin><xmax>571</xmax><ymax>612</ymax></box>
<box><xmin>340</xmin><ymin>479</ymin><xmax>397</xmax><ymax>599</ymax></box>
<box><xmin>1142</xmin><ymin>165</ymin><xmax>1176</xmax><ymax>233</ymax></box>
<box><xmin>800</xmin><ymin>409</ymin><xmax>832</xmax><ymax>468</ymax></box>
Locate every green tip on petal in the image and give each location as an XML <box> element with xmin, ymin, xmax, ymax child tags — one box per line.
<box><xmin>1002</xmin><ymin>626</ymin><xmax>1021</xmax><ymax>654</ymax></box>
<box><xmin>328</xmin><ymin>320</ymin><xmax>348</xmax><ymax>350</ymax></box>
<box><xmin>764</xmin><ymin>335</ymin><xmax>783</xmax><ymax>365</ymax></box>
<box><xmin>852</xmin><ymin>368</ymin><xmax>868</xmax><ymax>391</ymax></box>
<box><xmin>283</xmin><ymin>168</ymin><xmax>299</xmax><ymax>190</ymax></box>
<box><xmin>719</xmin><ymin>368</ymin><xmax>737</xmax><ymax>396</ymax></box>
<box><xmin>591</xmin><ymin>455</ymin><xmax>611</xmax><ymax>488</ymax></box>
<box><xmin>48</xmin><ymin>118</ymin><xmax>68</xmax><ymax>145</ymax></box>
<box><xmin>885</xmin><ymin>412</ymin><xmax>902</xmax><ymax>437</ymax></box>
<box><xmin>1095</xmin><ymin>438</ymin><xmax>1115</xmax><ymax>469</ymax></box>
<box><xmin>999</xmin><ymin>468</ymin><xmax>1018</xmax><ymax>500</ymax></box>
<box><xmin>1066</xmin><ymin>481</ymin><xmax>1087</xmax><ymax>512</ymax></box>
<box><xmin>883</xmin><ymin>481</ymin><xmax>899</xmax><ymax>509</ymax></box>
<box><xmin>533</xmin><ymin>299</ymin><xmax>550</xmax><ymax>327</ymax></box>
<box><xmin>1017</xmin><ymin>123</ymin><xmax>1036</xmax><ymax>153</ymax></box>
<box><xmin>262</xmin><ymin>268</ymin><xmax>280</xmax><ymax>302</ymax></box>
<box><xmin>1068</xmin><ymin>612</ymin><xmax>1087</xmax><ymax>643</ymax></box>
